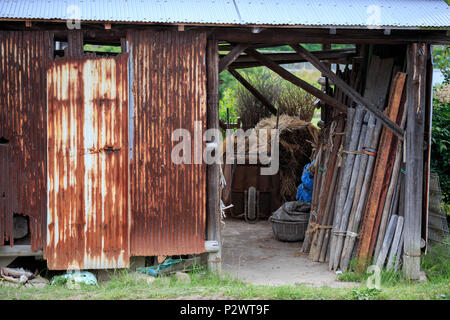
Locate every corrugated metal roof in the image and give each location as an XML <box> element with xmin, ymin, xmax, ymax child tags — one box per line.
<box><xmin>235</xmin><ymin>0</ymin><xmax>450</xmax><ymax>27</ymax></box>
<box><xmin>0</xmin><ymin>0</ymin><xmax>241</xmax><ymax>24</ymax></box>
<box><xmin>0</xmin><ymin>0</ymin><xmax>449</xmax><ymax>28</ymax></box>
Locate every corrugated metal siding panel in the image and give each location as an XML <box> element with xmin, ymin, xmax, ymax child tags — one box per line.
<box><xmin>0</xmin><ymin>0</ymin><xmax>241</xmax><ymax>24</ymax></box>
<box><xmin>128</xmin><ymin>30</ymin><xmax>207</xmax><ymax>256</ymax></box>
<box><xmin>47</xmin><ymin>55</ymin><xmax>129</xmax><ymax>270</ymax></box>
<box><xmin>0</xmin><ymin>31</ymin><xmax>52</xmax><ymax>252</ymax></box>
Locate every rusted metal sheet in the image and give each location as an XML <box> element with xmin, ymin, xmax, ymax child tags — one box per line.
<box><xmin>127</xmin><ymin>30</ymin><xmax>207</xmax><ymax>256</ymax></box>
<box><xmin>46</xmin><ymin>55</ymin><xmax>129</xmax><ymax>270</ymax></box>
<box><xmin>0</xmin><ymin>31</ymin><xmax>53</xmax><ymax>252</ymax></box>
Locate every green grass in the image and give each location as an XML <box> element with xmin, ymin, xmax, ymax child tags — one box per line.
<box><xmin>1</xmin><ymin>264</ymin><xmax>448</xmax><ymax>300</ymax></box>
<box><xmin>334</xmin><ymin>239</ymin><xmax>450</xmax><ymax>300</ymax></box>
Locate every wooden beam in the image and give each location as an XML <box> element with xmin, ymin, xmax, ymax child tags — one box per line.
<box><xmin>228</xmin><ymin>69</ymin><xmax>277</xmax><ymax>115</ymax></box>
<box><xmin>244</xmin><ymin>48</ymin><xmax>348</xmax><ymax>114</ymax></box>
<box><xmin>290</xmin><ymin>44</ymin><xmax>404</xmax><ymax>139</ymax></box>
<box><xmin>404</xmin><ymin>43</ymin><xmax>427</xmax><ymax>280</ymax></box>
<box><xmin>226</xmin><ymin>48</ymin><xmax>356</xmax><ymax>69</ymax></box>
<box><xmin>219</xmin><ymin>43</ymin><xmax>249</xmax><ymax>72</ymax></box>
<box><xmin>213</xmin><ymin>28</ymin><xmax>450</xmax><ymax>45</ymax></box>
<box><xmin>218</xmin><ymin>43</ymin><xmax>284</xmax><ymax>51</ymax></box>
<box><xmin>206</xmin><ymin>37</ymin><xmax>221</xmax><ymax>273</ymax></box>
<box><xmin>0</xmin><ymin>245</ymin><xmax>42</xmax><ymax>257</ymax></box>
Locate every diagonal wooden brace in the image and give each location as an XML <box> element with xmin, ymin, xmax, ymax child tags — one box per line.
<box><xmin>228</xmin><ymin>69</ymin><xmax>278</xmax><ymax>115</ymax></box>
<box><xmin>244</xmin><ymin>48</ymin><xmax>348</xmax><ymax>114</ymax></box>
<box><xmin>219</xmin><ymin>43</ymin><xmax>249</xmax><ymax>73</ymax></box>
<box><xmin>290</xmin><ymin>44</ymin><xmax>404</xmax><ymax>139</ymax></box>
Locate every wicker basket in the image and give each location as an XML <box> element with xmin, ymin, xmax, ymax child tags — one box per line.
<box><xmin>270</xmin><ymin>217</ymin><xmax>309</xmax><ymax>242</ymax></box>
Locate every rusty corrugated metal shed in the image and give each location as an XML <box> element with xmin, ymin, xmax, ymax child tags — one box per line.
<box><xmin>46</xmin><ymin>55</ymin><xmax>130</xmax><ymax>270</ymax></box>
<box><xmin>128</xmin><ymin>30</ymin><xmax>207</xmax><ymax>256</ymax></box>
<box><xmin>0</xmin><ymin>0</ymin><xmax>449</xmax><ymax>28</ymax></box>
<box><xmin>0</xmin><ymin>31</ymin><xmax>53</xmax><ymax>252</ymax></box>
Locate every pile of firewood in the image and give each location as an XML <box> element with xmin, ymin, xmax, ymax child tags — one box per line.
<box><xmin>0</xmin><ymin>267</ymin><xmax>37</xmax><ymax>284</ymax></box>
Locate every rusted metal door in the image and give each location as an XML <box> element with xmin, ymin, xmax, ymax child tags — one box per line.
<box><xmin>46</xmin><ymin>55</ymin><xmax>129</xmax><ymax>270</ymax></box>
<box><xmin>127</xmin><ymin>31</ymin><xmax>207</xmax><ymax>256</ymax></box>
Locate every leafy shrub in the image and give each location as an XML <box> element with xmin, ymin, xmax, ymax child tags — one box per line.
<box><xmin>277</xmin><ymin>81</ymin><xmax>316</xmax><ymax>121</ymax></box>
<box><xmin>421</xmin><ymin>237</ymin><xmax>450</xmax><ymax>283</ymax></box>
<box><xmin>234</xmin><ymin>68</ymin><xmax>281</xmax><ymax>128</ymax></box>
<box><xmin>433</xmin><ymin>45</ymin><xmax>450</xmax><ymax>84</ymax></box>
<box><xmin>431</xmin><ymin>86</ymin><xmax>450</xmax><ymax>202</ymax></box>
<box><xmin>219</xmin><ymin>88</ymin><xmax>238</xmax><ymax>124</ymax></box>
<box><xmin>232</xmin><ymin>69</ymin><xmax>321</xmax><ymax>128</ymax></box>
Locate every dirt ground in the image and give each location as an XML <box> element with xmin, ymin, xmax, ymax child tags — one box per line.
<box><xmin>222</xmin><ymin>218</ymin><xmax>359</xmax><ymax>288</ymax></box>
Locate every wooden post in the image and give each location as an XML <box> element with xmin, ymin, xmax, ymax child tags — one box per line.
<box><xmin>320</xmin><ymin>44</ymin><xmax>331</xmax><ymax>123</ymax></box>
<box><xmin>206</xmin><ymin>37</ymin><xmax>221</xmax><ymax>273</ymax></box>
<box><xmin>67</xmin><ymin>30</ymin><xmax>84</xmax><ymax>57</ymax></box>
<box><xmin>403</xmin><ymin>43</ymin><xmax>427</xmax><ymax>280</ymax></box>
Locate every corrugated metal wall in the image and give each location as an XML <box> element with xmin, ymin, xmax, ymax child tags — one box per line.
<box><xmin>127</xmin><ymin>30</ymin><xmax>207</xmax><ymax>256</ymax></box>
<box><xmin>46</xmin><ymin>55</ymin><xmax>130</xmax><ymax>270</ymax></box>
<box><xmin>0</xmin><ymin>31</ymin><xmax>53</xmax><ymax>251</ymax></box>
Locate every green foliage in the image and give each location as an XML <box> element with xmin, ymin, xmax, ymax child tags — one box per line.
<box><xmin>431</xmin><ymin>86</ymin><xmax>450</xmax><ymax>202</ymax></box>
<box><xmin>225</xmin><ymin>68</ymin><xmax>321</xmax><ymax>127</ymax></box>
<box><xmin>83</xmin><ymin>44</ymin><xmax>122</xmax><ymax>53</ymax></box>
<box><xmin>49</xmin><ymin>274</ymin><xmax>68</xmax><ymax>286</ymax></box>
<box><xmin>234</xmin><ymin>68</ymin><xmax>280</xmax><ymax>128</ymax></box>
<box><xmin>421</xmin><ymin>237</ymin><xmax>450</xmax><ymax>283</ymax></box>
<box><xmin>219</xmin><ymin>70</ymin><xmax>238</xmax><ymax>100</ymax></box>
<box><xmin>337</xmin><ymin>258</ymin><xmax>410</xmax><ymax>287</ymax></box>
<box><xmin>350</xmin><ymin>287</ymin><xmax>382</xmax><ymax>300</ymax></box>
<box><xmin>219</xmin><ymin>87</ymin><xmax>238</xmax><ymax>124</ymax></box>
<box><xmin>276</xmin><ymin>81</ymin><xmax>316</xmax><ymax>121</ymax></box>
<box><xmin>433</xmin><ymin>45</ymin><xmax>450</xmax><ymax>84</ymax></box>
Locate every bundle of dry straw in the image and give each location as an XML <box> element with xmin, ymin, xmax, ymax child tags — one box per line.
<box><xmin>222</xmin><ymin>114</ymin><xmax>319</xmax><ymax>202</ymax></box>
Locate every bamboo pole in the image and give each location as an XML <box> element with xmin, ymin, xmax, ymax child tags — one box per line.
<box><xmin>330</xmin><ymin>110</ymin><xmax>368</xmax><ymax>270</ymax></box>
<box><xmin>386</xmin><ymin>216</ymin><xmax>404</xmax><ymax>270</ymax></box>
<box><xmin>302</xmin><ymin>145</ymin><xmax>324</xmax><ymax>253</ymax></box>
<box><xmin>319</xmin><ymin>176</ymin><xmax>340</xmax><ymax>262</ymax></box>
<box><xmin>373</xmin><ymin>117</ymin><xmax>405</xmax><ymax>261</ymax></box>
<box><xmin>306</xmin><ymin>114</ymin><xmax>346</xmax><ymax>256</ymax></box>
<box><xmin>356</xmin><ymin>72</ymin><xmax>407</xmax><ymax>270</ymax></box>
<box><xmin>310</xmin><ymin>161</ymin><xmax>341</xmax><ymax>261</ymax></box>
<box><xmin>375</xmin><ymin>214</ymin><xmax>399</xmax><ymax>268</ymax></box>
<box><xmin>329</xmin><ymin>106</ymin><xmax>364</xmax><ymax>270</ymax></box>
<box><xmin>339</xmin><ymin>115</ymin><xmax>383</xmax><ymax>270</ymax></box>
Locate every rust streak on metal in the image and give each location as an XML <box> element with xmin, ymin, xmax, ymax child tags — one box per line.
<box><xmin>127</xmin><ymin>30</ymin><xmax>207</xmax><ymax>256</ymax></box>
<box><xmin>0</xmin><ymin>31</ymin><xmax>53</xmax><ymax>251</ymax></box>
<box><xmin>46</xmin><ymin>55</ymin><xmax>129</xmax><ymax>270</ymax></box>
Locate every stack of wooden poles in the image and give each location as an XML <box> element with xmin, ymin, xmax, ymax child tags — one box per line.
<box><xmin>304</xmin><ymin>54</ymin><xmax>410</xmax><ymax>273</ymax></box>
<box><xmin>302</xmin><ymin>63</ymin><xmax>362</xmax><ymax>262</ymax></box>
